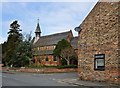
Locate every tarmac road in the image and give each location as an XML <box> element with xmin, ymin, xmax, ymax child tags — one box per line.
<box><xmin>2</xmin><ymin>72</ymin><xmax>78</xmax><ymax>86</ymax></box>
<box><xmin>2</xmin><ymin>72</ymin><xmax>119</xmax><ymax>88</ymax></box>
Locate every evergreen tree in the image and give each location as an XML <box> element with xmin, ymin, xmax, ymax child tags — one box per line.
<box><xmin>2</xmin><ymin>20</ymin><xmax>33</xmax><ymax>67</ymax></box>
<box><xmin>2</xmin><ymin>42</ymin><xmax>7</xmax><ymax>65</ymax></box>
<box><xmin>3</xmin><ymin>20</ymin><xmax>22</xmax><ymax>66</ymax></box>
<box><xmin>12</xmin><ymin>33</ymin><xmax>32</xmax><ymax>67</ymax></box>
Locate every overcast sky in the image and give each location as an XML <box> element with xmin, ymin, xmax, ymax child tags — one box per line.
<box><xmin>1</xmin><ymin>0</ymin><xmax>98</xmax><ymax>44</ymax></box>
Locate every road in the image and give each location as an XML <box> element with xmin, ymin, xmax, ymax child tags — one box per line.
<box><xmin>2</xmin><ymin>72</ymin><xmax>119</xmax><ymax>87</ymax></box>
<box><xmin>2</xmin><ymin>72</ymin><xmax>79</xmax><ymax>86</ymax></box>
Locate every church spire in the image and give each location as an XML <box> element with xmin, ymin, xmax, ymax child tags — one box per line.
<box><xmin>35</xmin><ymin>18</ymin><xmax>41</xmax><ymax>33</ymax></box>
<box><xmin>34</xmin><ymin>18</ymin><xmax>41</xmax><ymax>43</ymax></box>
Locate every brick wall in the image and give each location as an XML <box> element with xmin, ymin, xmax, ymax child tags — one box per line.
<box><xmin>35</xmin><ymin>55</ymin><xmax>60</xmax><ymax>66</ymax></box>
<box><xmin>78</xmin><ymin>1</ymin><xmax>119</xmax><ymax>84</ymax></box>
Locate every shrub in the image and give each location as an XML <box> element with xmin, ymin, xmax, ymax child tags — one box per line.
<box><xmin>57</xmin><ymin>65</ymin><xmax>77</xmax><ymax>69</ymax></box>
<box><xmin>61</xmin><ymin>58</ymin><xmax>67</xmax><ymax>65</ymax></box>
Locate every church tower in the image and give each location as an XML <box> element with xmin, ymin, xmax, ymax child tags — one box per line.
<box><xmin>34</xmin><ymin>19</ymin><xmax>41</xmax><ymax>43</ymax></box>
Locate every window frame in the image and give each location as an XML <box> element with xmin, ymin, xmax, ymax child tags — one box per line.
<box><xmin>94</xmin><ymin>54</ymin><xmax>105</xmax><ymax>71</ymax></box>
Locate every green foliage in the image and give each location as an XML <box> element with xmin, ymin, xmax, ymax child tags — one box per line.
<box><xmin>2</xmin><ymin>42</ymin><xmax>7</xmax><ymax>64</ymax></box>
<box><xmin>69</xmin><ymin>55</ymin><xmax>78</xmax><ymax>65</ymax></box>
<box><xmin>12</xmin><ymin>36</ymin><xmax>32</xmax><ymax>67</ymax></box>
<box><xmin>53</xmin><ymin>39</ymin><xmax>71</xmax><ymax>57</ymax></box>
<box><xmin>2</xmin><ymin>20</ymin><xmax>32</xmax><ymax>67</ymax></box>
<box><xmin>60</xmin><ymin>47</ymin><xmax>77</xmax><ymax>65</ymax></box>
<box><xmin>61</xmin><ymin>58</ymin><xmax>67</xmax><ymax>65</ymax></box>
<box><xmin>57</xmin><ymin>65</ymin><xmax>77</xmax><ymax>69</ymax></box>
<box><xmin>2</xmin><ymin>20</ymin><xmax>22</xmax><ymax>66</ymax></box>
<box><xmin>53</xmin><ymin>39</ymin><xmax>77</xmax><ymax>66</ymax></box>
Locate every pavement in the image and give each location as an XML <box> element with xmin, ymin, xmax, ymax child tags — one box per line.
<box><xmin>59</xmin><ymin>78</ymin><xmax>119</xmax><ymax>88</ymax></box>
<box><xmin>2</xmin><ymin>71</ymin><xmax>120</xmax><ymax>87</ymax></box>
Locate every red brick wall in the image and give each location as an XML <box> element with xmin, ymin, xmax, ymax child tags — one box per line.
<box><xmin>34</xmin><ymin>55</ymin><xmax>61</xmax><ymax>66</ymax></box>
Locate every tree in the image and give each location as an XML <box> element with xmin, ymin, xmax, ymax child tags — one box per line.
<box><xmin>2</xmin><ymin>42</ymin><xmax>7</xmax><ymax>65</ymax></box>
<box><xmin>2</xmin><ymin>21</ymin><xmax>33</xmax><ymax>67</ymax></box>
<box><xmin>12</xmin><ymin>33</ymin><xmax>32</xmax><ymax>67</ymax></box>
<box><xmin>53</xmin><ymin>39</ymin><xmax>71</xmax><ymax>57</ymax></box>
<box><xmin>3</xmin><ymin>20</ymin><xmax>22</xmax><ymax>66</ymax></box>
<box><xmin>53</xmin><ymin>39</ymin><xmax>77</xmax><ymax>65</ymax></box>
<box><xmin>0</xmin><ymin>44</ymin><xmax>2</xmax><ymax>64</ymax></box>
<box><xmin>60</xmin><ymin>47</ymin><xmax>77</xmax><ymax>65</ymax></box>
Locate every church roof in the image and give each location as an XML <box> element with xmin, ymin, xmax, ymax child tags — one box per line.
<box><xmin>33</xmin><ymin>30</ymin><xmax>72</xmax><ymax>48</ymax></box>
<box><xmin>34</xmin><ymin>50</ymin><xmax>53</xmax><ymax>55</ymax></box>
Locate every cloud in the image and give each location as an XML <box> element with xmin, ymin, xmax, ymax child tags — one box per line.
<box><xmin>2</xmin><ymin>1</ymin><xmax>98</xmax><ymax>43</ymax></box>
<box><xmin>3</xmin><ymin>0</ymin><xmax>118</xmax><ymax>2</ymax></box>
<box><xmin>2</xmin><ymin>0</ymin><xmax>99</xmax><ymax>2</ymax></box>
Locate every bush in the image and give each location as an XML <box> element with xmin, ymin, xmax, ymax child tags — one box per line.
<box><xmin>42</xmin><ymin>65</ymin><xmax>57</xmax><ymax>68</ymax></box>
<box><xmin>61</xmin><ymin>58</ymin><xmax>67</xmax><ymax>65</ymax></box>
<box><xmin>57</xmin><ymin>65</ymin><xmax>77</xmax><ymax>69</ymax></box>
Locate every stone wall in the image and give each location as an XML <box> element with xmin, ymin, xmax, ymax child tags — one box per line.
<box><xmin>78</xmin><ymin>1</ymin><xmax>119</xmax><ymax>84</ymax></box>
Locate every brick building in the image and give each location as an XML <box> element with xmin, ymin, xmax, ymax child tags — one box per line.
<box><xmin>75</xmin><ymin>1</ymin><xmax>119</xmax><ymax>84</ymax></box>
<box><xmin>32</xmin><ymin>21</ymin><xmax>78</xmax><ymax>66</ymax></box>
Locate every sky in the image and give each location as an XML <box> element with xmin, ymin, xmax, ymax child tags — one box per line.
<box><xmin>1</xmin><ymin>0</ymin><xmax>99</xmax><ymax>44</ymax></box>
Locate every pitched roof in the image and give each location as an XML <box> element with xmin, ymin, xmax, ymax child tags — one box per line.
<box><xmin>70</xmin><ymin>37</ymin><xmax>78</xmax><ymax>49</ymax></box>
<box><xmin>33</xmin><ymin>30</ymin><xmax>72</xmax><ymax>47</ymax></box>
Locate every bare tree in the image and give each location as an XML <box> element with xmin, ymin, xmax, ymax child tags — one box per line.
<box><xmin>60</xmin><ymin>47</ymin><xmax>77</xmax><ymax>65</ymax></box>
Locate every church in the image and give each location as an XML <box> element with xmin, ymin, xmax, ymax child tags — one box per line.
<box><xmin>32</xmin><ymin>21</ymin><xmax>78</xmax><ymax>66</ymax></box>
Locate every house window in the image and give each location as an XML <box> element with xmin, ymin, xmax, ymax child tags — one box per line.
<box><xmin>94</xmin><ymin>54</ymin><xmax>105</xmax><ymax>71</ymax></box>
<box><xmin>37</xmin><ymin>47</ymin><xmax>39</xmax><ymax>50</ymax></box>
<box><xmin>46</xmin><ymin>56</ymin><xmax>49</xmax><ymax>61</ymax></box>
<box><xmin>54</xmin><ymin>56</ymin><xmax>57</xmax><ymax>61</ymax></box>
